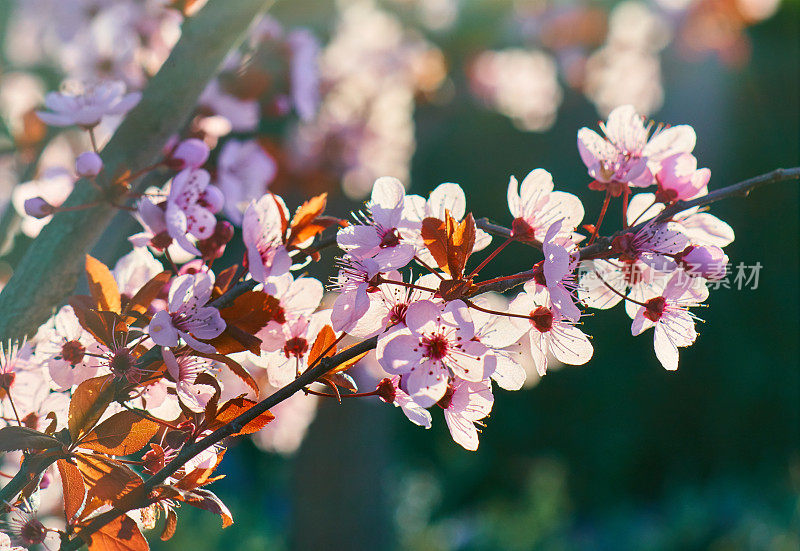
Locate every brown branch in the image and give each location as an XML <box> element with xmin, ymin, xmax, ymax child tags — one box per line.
<box><xmin>59</xmin><ymin>335</ymin><xmax>378</xmax><ymax>550</ymax></box>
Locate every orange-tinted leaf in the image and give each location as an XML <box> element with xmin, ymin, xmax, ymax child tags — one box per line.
<box><xmin>212</xmin><ymin>265</ymin><xmax>239</xmax><ymax>297</ymax></box>
<box><xmin>0</xmin><ymin>426</ymin><xmax>61</xmax><ymax>451</ymax></box>
<box><xmin>86</xmin><ymin>255</ymin><xmax>121</xmax><ymax>313</ymax></box>
<box><xmin>124</xmin><ymin>271</ymin><xmax>170</xmax><ymax>322</ymax></box>
<box><xmin>182</xmin><ymin>488</ymin><xmax>233</xmax><ymax>528</ymax></box>
<box><xmin>288</xmin><ymin>193</ymin><xmax>331</xmax><ymax>246</ymax></box>
<box><xmin>79</xmin><ymin>411</ymin><xmax>160</xmax><ymax>456</ymax></box>
<box><xmin>74</xmin><ymin>453</ymin><xmax>142</xmax><ymax>508</ymax></box>
<box><xmin>450</xmin><ymin>213</ymin><xmax>476</xmax><ymax>276</ymax></box>
<box><xmin>160</xmin><ymin>508</ymin><xmax>178</xmax><ymax>541</ymax></box>
<box><xmin>438</xmin><ymin>278</ymin><xmax>475</xmax><ymax>301</ymax></box>
<box><xmin>421</xmin><ymin>217</ymin><xmax>450</xmax><ymax>272</ymax></box>
<box><xmin>207</xmin><ymin>291</ymin><xmax>285</xmax><ymax>354</ymax></box>
<box><xmin>69</xmin><ymin>375</ymin><xmax>116</xmax><ymax>441</ymax></box>
<box><xmin>307</xmin><ymin>324</ymin><xmax>337</xmax><ymax>367</ymax></box>
<box><xmin>327</xmin><ymin>344</ymin><xmax>370</xmax><ymax>375</ymax></box>
<box><xmin>84</xmin><ymin>513</ymin><xmax>148</xmax><ymax>551</ymax></box>
<box><xmin>212</xmin><ymin>397</ymin><xmax>274</xmax><ymax>436</ymax></box>
<box><xmin>57</xmin><ymin>459</ymin><xmax>86</xmax><ymax>523</ymax></box>
<box><xmin>174</xmin><ymin>449</ymin><xmax>226</xmax><ymax>491</ymax></box>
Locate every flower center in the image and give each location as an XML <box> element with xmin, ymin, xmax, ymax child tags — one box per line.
<box><xmin>61</xmin><ymin>340</ymin><xmax>86</xmax><ymax>365</ymax></box>
<box><xmin>19</xmin><ymin>518</ymin><xmax>46</xmax><ymax>545</ymax></box>
<box><xmin>643</xmin><ymin>296</ymin><xmax>667</xmax><ymax>322</ymax></box>
<box><xmin>110</xmin><ymin>348</ymin><xmax>137</xmax><ymax>381</ymax></box>
<box><xmin>423</xmin><ymin>334</ymin><xmax>450</xmax><ymax>360</ymax></box>
<box><xmin>388</xmin><ymin>303</ymin><xmax>409</xmax><ymax>325</ymax></box>
<box><xmin>436</xmin><ymin>383</ymin><xmax>456</xmax><ymax>409</ymax></box>
<box><xmin>379</xmin><ymin>227</ymin><xmax>401</xmax><ymax>248</ymax></box>
<box><xmin>532</xmin><ymin>262</ymin><xmax>546</xmax><ymax>286</ymax></box>
<box><xmin>530</xmin><ymin>306</ymin><xmax>554</xmax><ymax>333</ymax></box>
<box><xmin>284</xmin><ymin>337</ymin><xmax>308</xmax><ymax>358</ymax></box>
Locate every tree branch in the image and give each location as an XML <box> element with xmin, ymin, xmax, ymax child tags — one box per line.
<box><xmin>0</xmin><ymin>0</ymin><xmax>274</xmax><ymax>341</ymax></box>
<box><xmin>60</xmin><ymin>336</ymin><xmax>378</xmax><ymax>550</ymax></box>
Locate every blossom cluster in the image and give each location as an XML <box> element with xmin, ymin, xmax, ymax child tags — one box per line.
<box><xmin>0</xmin><ymin>96</ymin><xmax>744</xmax><ymax>549</ymax></box>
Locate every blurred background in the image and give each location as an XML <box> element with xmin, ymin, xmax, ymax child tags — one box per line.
<box><xmin>0</xmin><ymin>0</ymin><xmax>797</xmax><ymax>549</ymax></box>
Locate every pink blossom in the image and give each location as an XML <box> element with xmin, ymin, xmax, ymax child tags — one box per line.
<box><xmin>130</xmin><ymin>196</ymin><xmax>194</xmax><ymax>255</ymax></box>
<box><xmin>162</xmin><ymin>349</ymin><xmax>215</xmax><ymax>413</ymax></box>
<box><xmin>578</xmin><ymin>104</ymin><xmax>696</xmax><ymax>188</ymax></box>
<box><xmin>12</xmin><ymin>169</ymin><xmax>75</xmax><ymax>237</ymax></box>
<box><xmin>507</xmin><ymin>169</ymin><xmax>584</xmax><ymax>241</ymax></box>
<box><xmin>627</xmin><ymin>192</ymin><xmax>735</xmax><ymax>248</ymax></box>
<box><xmin>255</xmin><ymin>311</ymin><xmax>331</xmax><ymax>387</ymax></box>
<box><xmin>676</xmin><ymin>245</ymin><xmax>729</xmax><ymax>280</ymax></box>
<box><xmin>217</xmin><ymin>140</ymin><xmax>277</xmax><ymax>225</ymax></box>
<box><xmin>509</xmin><ymin>289</ymin><xmax>593</xmax><ymax>376</ymax></box>
<box><xmin>541</xmin><ymin>221</ymin><xmax>582</xmax><ymax>321</ymax></box>
<box><xmin>23</xmin><ymin>197</ymin><xmax>55</xmax><ymax>219</ymax></box>
<box><xmin>148</xmin><ymin>272</ymin><xmax>226</xmax><ymax>354</ymax></box>
<box><xmin>330</xmin><ymin>255</ymin><xmax>381</xmax><ymax>333</ymax></box>
<box><xmin>112</xmin><ymin>247</ymin><xmax>165</xmax><ymax>299</ymax></box>
<box><xmin>377</xmin><ymin>300</ymin><xmax>495</xmax><ymax>407</ymax></box>
<box><xmin>376</xmin><ymin>376</ymin><xmax>432</xmax><ymax>429</ymax></box>
<box><xmin>35</xmin><ymin>306</ymin><xmax>105</xmax><ymax>390</ymax></box>
<box><xmin>631</xmin><ymin>271</ymin><xmax>708</xmax><ymax>370</ymax></box>
<box><xmin>655</xmin><ymin>153</ymin><xmax>710</xmax><ymax>202</ymax></box>
<box><xmin>347</xmin><ymin>271</ymin><xmax>438</xmax><ymax>339</ymax></box>
<box><xmin>165</xmin><ymin>168</ymin><xmax>224</xmax><ymax>250</ymax></box>
<box><xmin>36</xmin><ymin>80</ymin><xmax>141</xmax><ymax>128</ymax></box>
<box><xmin>242</xmin><ymin>194</ymin><xmax>292</xmax><ymax>284</ymax></box>
<box><xmin>199</xmin><ymin>80</ymin><xmax>259</xmax><ymax>133</ymax></box>
<box><xmin>611</xmin><ymin>221</ymin><xmax>689</xmax><ymax>271</ymax></box>
<box><xmin>440</xmin><ymin>378</ymin><xmax>493</xmax><ymax>451</ymax></box>
<box><xmin>469</xmin><ymin>306</ymin><xmax>528</xmax><ymax>391</ymax></box>
<box><xmin>0</xmin><ymin>341</ymin><xmax>52</xmax><ymax>426</ymax></box>
<box><xmin>338</xmin><ymin>177</ymin><xmax>416</xmax><ymax>270</ymax></box>
<box><xmin>579</xmin><ymin>258</ymin><xmax>664</xmax><ymax>319</ymax></box>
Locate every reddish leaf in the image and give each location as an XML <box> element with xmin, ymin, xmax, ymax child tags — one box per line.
<box><xmin>420</xmin><ymin>212</ymin><xmax>476</xmax><ymax>278</ymax></box>
<box><xmin>84</xmin><ymin>514</ymin><xmax>148</xmax><ymax>551</ymax></box>
<box><xmin>79</xmin><ymin>411</ymin><xmax>160</xmax><ymax>456</ymax></box>
<box><xmin>183</xmin><ymin>488</ymin><xmax>233</xmax><ymax>528</ymax></box>
<box><xmin>307</xmin><ymin>324</ymin><xmax>337</xmax><ymax>368</ymax></box>
<box><xmin>207</xmin><ymin>291</ymin><xmax>285</xmax><ymax>354</ymax></box>
<box><xmin>86</xmin><ymin>255</ymin><xmax>121</xmax><ymax>313</ymax></box>
<box><xmin>74</xmin><ymin>453</ymin><xmax>142</xmax><ymax>508</ymax></box>
<box><xmin>212</xmin><ymin>265</ymin><xmax>239</xmax><ymax>297</ymax></box>
<box><xmin>57</xmin><ymin>459</ymin><xmax>86</xmax><ymax>523</ymax></box>
<box><xmin>123</xmin><ymin>271</ymin><xmax>171</xmax><ymax>323</ymax></box>
<box><xmin>0</xmin><ymin>426</ymin><xmax>61</xmax><ymax>451</ymax></box>
<box><xmin>174</xmin><ymin>449</ymin><xmax>226</xmax><ymax>491</ymax></box>
<box><xmin>421</xmin><ymin>217</ymin><xmax>450</xmax><ymax>273</ymax></box>
<box><xmin>68</xmin><ymin>375</ymin><xmax>116</xmax><ymax>441</ymax></box>
<box><xmin>327</xmin><ymin>344</ymin><xmax>370</xmax><ymax>375</ymax></box>
<box><xmin>160</xmin><ymin>508</ymin><xmax>178</xmax><ymax>541</ymax></box>
<box><xmin>211</xmin><ymin>397</ymin><xmax>274</xmax><ymax>436</ymax></box>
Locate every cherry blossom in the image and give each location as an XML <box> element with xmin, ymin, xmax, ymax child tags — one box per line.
<box><xmin>254</xmin><ymin>310</ymin><xmax>331</xmax><ymax>387</ymax></box>
<box><xmin>377</xmin><ymin>300</ymin><xmax>495</xmax><ymax>407</ymax></box>
<box><xmin>676</xmin><ymin>245</ymin><xmax>729</xmax><ymax>280</ymax></box>
<box><xmin>541</xmin><ymin>221</ymin><xmax>582</xmax><ymax>321</ymax></box>
<box><xmin>469</xmin><ymin>306</ymin><xmax>528</xmax><ymax>391</ymax></box>
<box><xmin>507</xmin><ymin>169</ymin><xmax>584</xmax><ymax>241</ymax></box>
<box><xmin>35</xmin><ymin>305</ymin><xmax>105</xmax><ymax>390</ymax></box>
<box><xmin>242</xmin><ymin>194</ymin><xmax>292</xmax><ymax>284</ymax></box>
<box><xmin>165</xmin><ymin>168</ymin><xmax>225</xmax><ymax>250</ymax></box>
<box><xmin>112</xmin><ymin>247</ymin><xmax>165</xmax><ymax>298</ymax></box>
<box><xmin>216</xmin><ymin>139</ymin><xmax>277</xmax><ymax>225</ymax></box>
<box><xmin>578</xmin><ymin>104</ymin><xmax>696</xmax><ymax>190</ymax></box>
<box><xmin>168</xmin><ymin>138</ymin><xmax>210</xmax><ymax>170</ymax></box>
<box><xmin>12</xmin><ymin>168</ymin><xmax>75</xmax><ymax>237</ymax></box>
<box><xmin>610</xmin><ymin>220</ymin><xmax>689</xmax><ymax>271</ymax></box>
<box><xmin>631</xmin><ymin>271</ymin><xmax>708</xmax><ymax>370</ymax></box>
<box><xmin>75</xmin><ymin>151</ymin><xmax>103</xmax><ymax>177</ymax></box>
<box><xmin>287</xmin><ymin>29</ymin><xmax>321</xmax><ymax>121</ymax></box>
<box><xmin>162</xmin><ymin>348</ymin><xmax>215</xmax><ymax>413</ymax></box>
<box><xmin>198</xmin><ymin>79</ymin><xmax>259</xmax><ymax>133</ymax></box>
<box><xmin>148</xmin><ymin>272</ymin><xmax>226</xmax><ymax>353</ymax></box>
<box><xmin>376</xmin><ymin>376</ymin><xmax>432</xmax><ymax>428</ymax></box>
<box><xmin>36</xmin><ymin>80</ymin><xmax>140</xmax><ymax>128</ymax></box>
<box><xmin>338</xmin><ymin>177</ymin><xmax>416</xmax><ymax>270</ymax></box>
<box><xmin>509</xmin><ymin>288</ymin><xmax>593</xmax><ymax>376</ymax></box>
<box><xmin>439</xmin><ymin>378</ymin><xmax>494</xmax><ymax>451</ymax></box>
<box><xmin>655</xmin><ymin>152</ymin><xmax>711</xmax><ymax>202</ymax></box>
<box><xmin>330</xmin><ymin>255</ymin><xmax>381</xmax><ymax>333</ymax></box>
<box><xmin>579</xmin><ymin>258</ymin><xmax>664</xmax><ymax>319</ymax></box>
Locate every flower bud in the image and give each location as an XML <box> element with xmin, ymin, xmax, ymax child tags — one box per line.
<box><xmin>75</xmin><ymin>151</ymin><xmax>103</xmax><ymax>177</ymax></box>
<box><xmin>197</xmin><ymin>220</ymin><xmax>234</xmax><ymax>261</ymax></box>
<box><xmin>170</xmin><ymin>138</ymin><xmax>209</xmax><ymax>169</ymax></box>
<box><xmin>24</xmin><ymin>197</ymin><xmax>55</xmax><ymax>218</ymax></box>
<box><xmin>678</xmin><ymin>245</ymin><xmax>728</xmax><ymax>280</ymax></box>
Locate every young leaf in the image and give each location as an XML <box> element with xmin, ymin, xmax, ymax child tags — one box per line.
<box><xmin>79</xmin><ymin>411</ymin><xmax>160</xmax><ymax>456</ymax></box>
<box><xmin>83</xmin><ymin>513</ymin><xmax>148</xmax><ymax>551</ymax></box>
<box><xmin>307</xmin><ymin>324</ymin><xmax>337</xmax><ymax>368</ymax></box>
<box><xmin>182</xmin><ymin>488</ymin><xmax>234</xmax><ymax>528</ymax></box>
<box><xmin>123</xmin><ymin>271</ymin><xmax>171</xmax><ymax>323</ymax></box>
<box><xmin>68</xmin><ymin>375</ymin><xmax>116</xmax><ymax>441</ymax></box>
<box><xmin>160</xmin><ymin>508</ymin><xmax>178</xmax><ymax>541</ymax></box>
<box><xmin>57</xmin><ymin>459</ymin><xmax>86</xmax><ymax>523</ymax></box>
<box><xmin>85</xmin><ymin>255</ymin><xmax>122</xmax><ymax>314</ymax></box>
<box><xmin>287</xmin><ymin>193</ymin><xmax>334</xmax><ymax>247</ymax></box>
<box><xmin>74</xmin><ymin>453</ymin><xmax>142</xmax><ymax>507</ymax></box>
<box><xmin>207</xmin><ymin>291</ymin><xmax>285</xmax><ymax>354</ymax></box>
<box><xmin>210</xmin><ymin>397</ymin><xmax>274</xmax><ymax>436</ymax></box>
<box><xmin>0</xmin><ymin>426</ymin><xmax>61</xmax><ymax>451</ymax></box>
<box><xmin>421</xmin><ymin>217</ymin><xmax>450</xmax><ymax>273</ymax></box>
